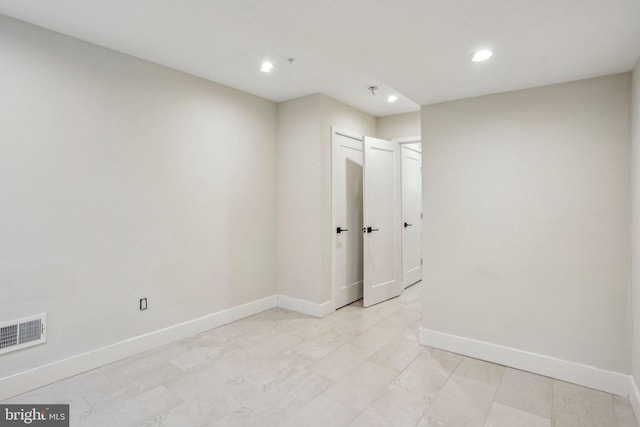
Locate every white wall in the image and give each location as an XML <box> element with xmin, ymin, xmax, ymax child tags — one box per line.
<box><xmin>277</xmin><ymin>94</ymin><xmax>375</xmax><ymax>306</ymax></box>
<box><xmin>0</xmin><ymin>15</ymin><xmax>277</xmax><ymax>383</ymax></box>
<box><xmin>377</xmin><ymin>111</ymin><xmax>421</xmax><ymax>140</ymax></box>
<box><xmin>277</xmin><ymin>95</ymin><xmax>323</xmax><ymax>302</ymax></box>
<box><xmin>421</xmin><ymin>74</ymin><xmax>632</xmax><ymax>374</ymax></box>
<box><xmin>631</xmin><ymin>60</ymin><xmax>640</xmax><ymax>408</ymax></box>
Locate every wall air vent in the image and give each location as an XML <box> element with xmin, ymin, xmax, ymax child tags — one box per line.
<box><xmin>0</xmin><ymin>314</ymin><xmax>46</xmax><ymax>355</ymax></box>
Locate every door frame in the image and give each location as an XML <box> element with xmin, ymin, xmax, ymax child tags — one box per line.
<box><xmin>392</xmin><ymin>136</ymin><xmax>422</xmax><ymax>288</ymax></box>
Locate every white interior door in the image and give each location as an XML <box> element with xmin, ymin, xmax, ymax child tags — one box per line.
<box><xmin>363</xmin><ymin>136</ymin><xmax>402</xmax><ymax>307</ymax></box>
<box><xmin>332</xmin><ymin>129</ymin><xmax>364</xmax><ymax>309</ymax></box>
<box><xmin>401</xmin><ymin>144</ymin><xmax>422</xmax><ymax>287</ymax></box>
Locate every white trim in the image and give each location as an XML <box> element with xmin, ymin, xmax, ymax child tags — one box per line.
<box><xmin>391</xmin><ymin>136</ymin><xmax>421</xmax><ymax>144</ymax></box>
<box><xmin>278</xmin><ymin>295</ymin><xmax>334</xmax><ymax>318</ymax></box>
<box><xmin>0</xmin><ymin>295</ymin><xmax>278</xmax><ymax>401</ymax></box>
<box><xmin>630</xmin><ymin>376</ymin><xmax>640</xmax><ymax>422</ymax></box>
<box><xmin>420</xmin><ymin>327</ymin><xmax>630</xmax><ymax>397</ymax></box>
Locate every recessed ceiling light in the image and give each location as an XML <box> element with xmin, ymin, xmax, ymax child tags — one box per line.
<box><xmin>471</xmin><ymin>49</ymin><xmax>493</xmax><ymax>62</ymax></box>
<box><xmin>387</xmin><ymin>95</ymin><xmax>398</xmax><ymax>103</ymax></box>
<box><xmin>261</xmin><ymin>61</ymin><xmax>274</xmax><ymax>73</ymax></box>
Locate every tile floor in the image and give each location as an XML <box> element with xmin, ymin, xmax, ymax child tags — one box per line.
<box><xmin>4</xmin><ymin>283</ymin><xmax>638</xmax><ymax>427</ymax></box>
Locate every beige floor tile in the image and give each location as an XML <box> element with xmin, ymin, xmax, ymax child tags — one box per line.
<box><xmin>311</xmin><ymin>343</ymin><xmax>377</xmax><ymax>381</ymax></box>
<box><xmin>552</xmin><ymin>380</ymin><xmax>618</xmax><ymax>427</ymax></box>
<box><xmin>206</xmin><ymin>318</ymin><xmax>265</xmax><ymax>342</ymax></box>
<box><xmin>367</xmin><ymin>299</ymin><xmax>404</xmax><ymax>318</ymax></box>
<box><xmin>261</xmin><ymin>371</ymin><xmax>335</xmax><ymax>423</ymax></box>
<box><xmin>162</xmin><ymin>361</ymin><xmax>242</xmax><ymax>401</ymax></box>
<box><xmin>83</xmin><ymin>363</ymin><xmax>184</xmax><ymax>411</ymax></box>
<box><xmin>211</xmin><ymin>407</ymin><xmax>275</xmax><ymax>427</ymax></box>
<box><xmin>385</xmin><ymin>309</ymin><xmax>422</xmax><ymax>328</ymax></box>
<box><xmin>614</xmin><ymin>396</ymin><xmax>639</xmax><ymax>427</ymax></box>
<box><xmin>352</xmin><ymin>324</ymin><xmax>404</xmax><ymax>352</ymax></box>
<box><xmin>349</xmin><ymin>411</ymin><xmax>388</xmax><ymax>427</ymax></box>
<box><xmin>425</xmin><ymin>375</ymin><xmax>498</xmax><ymax>427</ymax></box>
<box><xmin>280</xmin><ymin>395</ymin><xmax>359</xmax><ymax>427</ymax></box>
<box><xmin>238</xmin><ymin>328</ymin><xmax>304</xmax><ymax>358</ymax></box>
<box><xmin>494</xmin><ymin>367</ymin><xmax>553</xmax><ymax>419</ymax></box>
<box><xmin>156</xmin><ymin>393</ymin><xmax>241</xmax><ymax>427</ymax></box>
<box><xmin>362</xmin><ymin>383</ymin><xmax>431</xmax><ymax>426</ymax></box>
<box><xmin>415</xmin><ymin>415</ymin><xmax>455</xmax><ymax>427</ymax></box>
<box><xmin>276</xmin><ymin>346</ymin><xmax>319</xmax><ymax>369</ymax></box>
<box><xmin>331</xmin><ymin>314</ymin><xmax>381</xmax><ymax>337</ymax></box>
<box><xmin>137</xmin><ymin>419</ymin><xmax>166</xmax><ymax>427</ymax></box>
<box><xmin>402</xmin><ymin>320</ymin><xmax>421</xmax><ymax>342</ymax></box>
<box><xmin>393</xmin><ymin>350</ymin><xmax>461</xmax><ymax>397</ymax></box>
<box><xmin>234</xmin><ymin>364</ymin><xmax>333</xmax><ymax>418</ymax></box>
<box><xmin>452</xmin><ymin>356</ymin><xmax>505</xmax><ymax>387</ymax></box>
<box><xmin>168</xmin><ymin>344</ymin><xmax>227</xmax><ymax>372</ymax></box>
<box><xmin>485</xmin><ymin>402</ymin><xmax>550</xmax><ymax>427</ymax></box>
<box><xmin>240</xmin><ymin>357</ymin><xmax>299</xmax><ymax>388</ymax></box>
<box><xmin>323</xmin><ymin>361</ymin><xmax>399</xmax><ymax>411</ymax></box>
<box><xmin>100</xmin><ymin>342</ymin><xmax>185</xmax><ymax>383</ymax></box>
<box><xmin>275</xmin><ymin>319</ymin><xmax>346</xmax><ymax>347</ymax></box>
<box><xmin>368</xmin><ymin>336</ymin><xmax>424</xmax><ymax>372</ymax></box>
<box><xmin>291</xmin><ymin>327</ymin><xmax>352</xmax><ymax>359</ymax></box>
<box><xmin>76</xmin><ymin>386</ymin><xmax>182</xmax><ymax>427</ymax></box>
<box><xmin>405</xmin><ymin>300</ymin><xmax>422</xmax><ymax>312</ymax></box>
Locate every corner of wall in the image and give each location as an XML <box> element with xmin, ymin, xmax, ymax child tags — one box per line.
<box><xmin>277</xmin><ymin>295</ymin><xmax>334</xmax><ymax>318</ymax></box>
<box><xmin>631</xmin><ymin>57</ymin><xmax>640</xmax><ymax>421</ymax></box>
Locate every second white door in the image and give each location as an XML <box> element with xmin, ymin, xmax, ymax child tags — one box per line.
<box><xmin>363</xmin><ymin>136</ymin><xmax>402</xmax><ymax>307</ymax></box>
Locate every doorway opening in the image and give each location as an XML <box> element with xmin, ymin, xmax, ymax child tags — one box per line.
<box><xmin>396</xmin><ymin>138</ymin><xmax>423</xmax><ymax>289</ymax></box>
<box><xmin>332</xmin><ymin>127</ymin><xmax>421</xmax><ymax>310</ymax></box>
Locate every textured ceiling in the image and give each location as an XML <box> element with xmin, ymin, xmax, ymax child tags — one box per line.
<box><xmin>0</xmin><ymin>0</ymin><xmax>639</xmax><ymax>117</ymax></box>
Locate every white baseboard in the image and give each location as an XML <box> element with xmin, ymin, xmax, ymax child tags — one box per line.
<box><xmin>0</xmin><ymin>295</ymin><xmax>278</xmax><ymax>402</ymax></box>
<box><xmin>420</xmin><ymin>327</ymin><xmax>630</xmax><ymax>397</ymax></box>
<box><xmin>278</xmin><ymin>295</ymin><xmax>334</xmax><ymax>318</ymax></box>
<box><xmin>630</xmin><ymin>376</ymin><xmax>640</xmax><ymax>423</ymax></box>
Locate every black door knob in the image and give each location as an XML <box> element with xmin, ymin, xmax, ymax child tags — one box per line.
<box><xmin>336</xmin><ymin>227</ymin><xmax>349</xmax><ymax>234</ymax></box>
<box><xmin>366</xmin><ymin>226</ymin><xmax>380</xmax><ymax>233</ymax></box>
<box><xmin>404</xmin><ymin>222</ymin><xmax>413</xmax><ymax>228</ymax></box>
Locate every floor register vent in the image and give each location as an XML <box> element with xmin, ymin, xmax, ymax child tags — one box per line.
<box><xmin>0</xmin><ymin>314</ymin><xmax>47</xmax><ymax>355</ymax></box>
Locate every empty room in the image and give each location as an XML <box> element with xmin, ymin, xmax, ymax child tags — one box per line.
<box><xmin>1</xmin><ymin>1</ymin><xmax>640</xmax><ymax>426</ymax></box>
